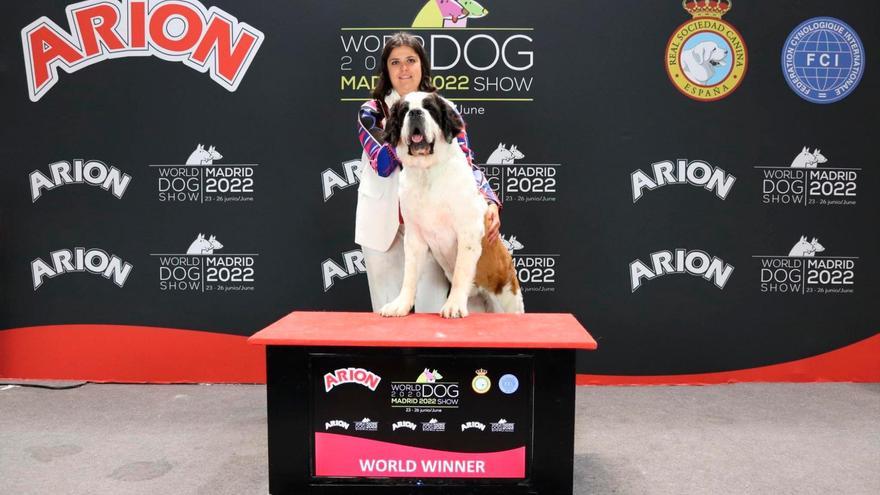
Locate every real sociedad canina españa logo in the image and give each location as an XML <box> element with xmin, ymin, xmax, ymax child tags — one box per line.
<box><xmin>665</xmin><ymin>0</ymin><xmax>747</xmax><ymax>101</ymax></box>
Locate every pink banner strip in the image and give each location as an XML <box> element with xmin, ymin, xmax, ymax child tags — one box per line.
<box><xmin>315</xmin><ymin>432</ymin><xmax>525</xmax><ymax>478</ymax></box>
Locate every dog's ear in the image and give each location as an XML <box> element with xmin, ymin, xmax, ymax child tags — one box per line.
<box><xmin>433</xmin><ymin>94</ymin><xmax>464</xmax><ymax>143</ymax></box>
<box><xmin>383</xmin><ymin>100</ymin><xmax>408</xmax><ymax>146</ymax></box>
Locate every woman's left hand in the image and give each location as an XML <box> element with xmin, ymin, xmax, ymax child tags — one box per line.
<box><xmin>484</xmin><ymin>204</ymin><xmax>500</xmax><ymax>244</ymax></box>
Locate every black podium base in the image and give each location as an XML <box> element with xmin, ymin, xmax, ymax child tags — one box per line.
<box><xmin>266</xmin><ymin>346</ymin><xmax>576</xmax><ymax>495</ymax></box>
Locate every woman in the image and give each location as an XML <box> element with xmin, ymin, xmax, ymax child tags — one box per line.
<box><xmin>355</xmin><ymin>32</ymin><xmax>501</xmax><ymax>313</ymax></box>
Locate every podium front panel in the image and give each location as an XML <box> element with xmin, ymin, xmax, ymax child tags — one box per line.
<box><xmin>311</xmin><ymin>352</ymin><xmax>534</xmax><ymax>480</ymax></box>
<box><xmin>267</xmin><ymin>345</ymin><xmax>575</xmax><ymax>495</ymax></box>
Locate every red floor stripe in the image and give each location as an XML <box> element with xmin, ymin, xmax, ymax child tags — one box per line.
<box><xmin>577</xmin><ymin>333</ymin><xmax>880</xmax><ymax>385</ymax></box>
<box><xmin>2</xmin><ymin>325</ymin><xmax>876</xmax><ymax>384</ymax></box>
<box><xmin>0</xmin><ymin>325</ymin><xmax>265</xmax><ymax>383</ymax></box>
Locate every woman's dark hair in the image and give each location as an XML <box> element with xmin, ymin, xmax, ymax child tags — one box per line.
<box><xmin>372</xmin><ymin>32</ymin><xmax>436</xmax><ymax>100</ymax></box>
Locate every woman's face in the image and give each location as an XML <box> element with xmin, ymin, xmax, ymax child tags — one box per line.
<box><xmin>387</xmin><ymin>46</ymin><xmax>422</xmax><ymax>97</ymax></box>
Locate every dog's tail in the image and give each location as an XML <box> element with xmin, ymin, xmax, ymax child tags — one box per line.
<box><xmin>492</xmin><ymin>283</ymin><xmax>525</xmax><ymax>314</ymax></box>
<box><xmin>476</xmin><ymin>214</ymin><xmax>523</xmax><ymax>313</ymax></box>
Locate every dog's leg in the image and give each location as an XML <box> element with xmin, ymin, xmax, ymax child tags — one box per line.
<box><xmin>379</xmin><ymin>227</ymin><xmax>428</xmax><ymax>317</ymax></box>
<box><xmin>441</xmin><ymin>231</ymin><xmax>482</xmax><ymax>319</ymax></box>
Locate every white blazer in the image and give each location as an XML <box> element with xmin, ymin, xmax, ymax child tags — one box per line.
<box><xmin>355</xmin><ymin>91</ymin><xmax>402</xmax><ymax>252</ymax></box>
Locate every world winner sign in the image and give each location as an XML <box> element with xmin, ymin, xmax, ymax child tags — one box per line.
<box><xmin>314</xmin><ymin>432</ymin><xmax>525</xmax><ymax>478</ymax></box>
<box><xmin>358</xmin><ymin>458</ymin><xmax>486</xmax><ymax>475</ymax></box>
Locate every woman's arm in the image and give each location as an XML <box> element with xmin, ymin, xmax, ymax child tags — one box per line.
<box><xmin>356</xmin><ymin>100</ymin><xmax>400</xmax><ymax>178</ymax></box>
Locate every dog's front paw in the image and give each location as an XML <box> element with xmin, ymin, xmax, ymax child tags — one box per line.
<box><xmin>440</xmin><ymin>297</ymin><xmax>469</xmax><ymax>319</ymax></box>
<box><xmin>380</xmin><ymin>297</ymin><xmax>413</xmax><ymax>317</ymax></box>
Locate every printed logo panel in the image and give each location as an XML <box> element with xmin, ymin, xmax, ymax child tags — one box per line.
<box><xmin>312</xmin><ymin>354</ymin><xmax>532</xmax><ymax>479</ymax></box>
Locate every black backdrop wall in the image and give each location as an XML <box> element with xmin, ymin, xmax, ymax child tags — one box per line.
<box><xmin>1</xmin><ymin>0</ymin><xmax>877</xmax><ymax>379</ymax></box>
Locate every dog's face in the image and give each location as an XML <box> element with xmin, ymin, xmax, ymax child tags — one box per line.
<box><xmin>384</xmin><ymin>92</ymin><xmax>463</xmax><ymax>165</ymax></box>
<box><xmin>693</xmin><ymin>41</ymin><xmax>727</xmax><ymax>67</ymax></box>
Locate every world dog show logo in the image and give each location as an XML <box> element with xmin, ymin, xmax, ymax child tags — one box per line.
<box><xmin>630</xmin><ymin>249</ymin><xmax>734</xmax><ymax>292</ymax></box>
<box><xmin>754</xmin><ymin>237</ymin><xmax>857</xmax><ymax>295</ymax></box>
<box><xmin>757</xmin><ymin>147</ymin><xmax>859</xmax><ymax>207</ymax></box>
<box><xmin>151</xmin><ymin>144</ymin><xmax>256</xmax><ymax>204</ymax></box>
<box><xmin>631</xmin><ymin>159</ymin><xmax>736</xmax><ymax>202</ymax></box>
<box><xmin>340</xmin><ymin>1</ymin><xmax>535</xmax><ymax>115</ymax></box>
<box><xmin>151</xmin><ymin>233</ymin><xmax>256</xmax><ymax>292</ymax></box>
<box><xmin>479</xmin><ymin>143</ymin><xmax>558</xmax><ymax>204</ymax></box>
<box><xmin>390</xmin><ymin>368</ymin><xmax>460</xmax><ymax>413</ymax></box>
<box><xmin>665</xmin><ymin>0</ymin><xmax>747</xmax><ymax>101</ymax></box>
<box><xmin>781</xmin><ymin>17</ymin><xmax>864</xmax><ymax>104</ymax></box>
<box><xmin>355</xmin><ymin>418</ymin><xmax>379</xmax><ymax>432</ymax></box>
<box><xmin>21</xmin><ymin>0</ymin><xmax>264</xmax><ymax>102</ymax></box>
<box><xmin>30</xmin><ymin>159</ymin><xmax>132</xmax><ymax>202</ymax></box>
<box><xmin>502</xmin><ymin>235</ymin><xmax>558</xmax><ymax>293</ymax></box>
<box><xmin>32</xmin><ymin>248</ymin><xmax>133</xmax><ymax>290</ymax></box>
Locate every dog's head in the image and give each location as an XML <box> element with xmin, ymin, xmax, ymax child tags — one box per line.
<box><xmin>692</xmin><ymin>41</ymin><xmax>727</xmax><ymax>67</ymax></box>
<box><xmin>384</xmin><ymin>92</ymin><xmax>463</xmax><ymax>166</ymax></box>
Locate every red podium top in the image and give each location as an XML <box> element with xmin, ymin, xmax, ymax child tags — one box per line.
<box><xmin>248</xmin><ymin>311</ymin><xmax>597</xmax><ymax>350</ymax></box>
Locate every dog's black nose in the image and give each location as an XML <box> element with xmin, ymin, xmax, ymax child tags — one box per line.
<box><xmin>408</xmin><ymin>109</ymin><xmax>423</xmax><ymax>117</ymax></box>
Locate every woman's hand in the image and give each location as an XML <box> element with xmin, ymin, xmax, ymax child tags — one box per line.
<box><xmin>484</xmin><ymin>203</ymin><xmax>500</xmax><ymax>244</ymax></box>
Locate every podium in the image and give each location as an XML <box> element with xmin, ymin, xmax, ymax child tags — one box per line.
<box><xmin>249</xmin><ymin>311</ymin><xmax>597</xmax><ymax>495</ymax></box>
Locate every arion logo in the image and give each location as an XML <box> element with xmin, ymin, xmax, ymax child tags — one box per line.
<box><xmin>322</xmin><ymin>249</ymin><xmax>366</xmax><ymax>292</ymax></box>
<box><xmin>324</xmin><ymin>420</ymin><xmax>349</xmax><ymax>431</ymax></box>
<box><xmin>30</xmin><ymin>159</ymin><xmax>132</xmax><ymax>202</ymax></box>
<box><xmin>630</xmin><ymin>249</ymin><xmax>734</xmax><ymax>292</ymax></box>
<box><xmin>21</xmin><ymin>0</ymin><xmax>265</xmax><ymax>102</ymax></box>
<box><xmin>324</xmin><ymin>368</ymin><xmax>382</xmax><ymax>393</ymax></box>
<box><xmin>631</xmin><ymin>159</ymin><xmax>736</xmax><ymax>202</ymax></box>
<box><xmin>322</xmin><ymin>159</ymin><xmax>361</xmax><ymax>202</ymax></box>
<box><xmin>32</xmin><ymin>247</ymin><xmax>133</xmax><ymax>290</ymax></box>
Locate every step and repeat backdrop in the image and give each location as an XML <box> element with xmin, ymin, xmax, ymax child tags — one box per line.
<box><xmin>1</xmin><ymin>0</ymin><xmax>877</xmax><ymax>381</ymax></box>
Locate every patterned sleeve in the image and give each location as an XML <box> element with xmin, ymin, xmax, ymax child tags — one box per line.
<box><xmin>455</xmin><ymin>121</ymin><xmax>502</xmax><ymax>208</ymax></box>
<box><xmin>356</xmin><ymin>100</ymin><xmax>400</xmax><ymax>178</ymax></box>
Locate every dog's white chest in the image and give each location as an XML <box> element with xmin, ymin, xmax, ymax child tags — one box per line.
<box><xmin>399</xmin><ymin>157</ymin><xmax>486</xmax><ymax>278</ymax></box>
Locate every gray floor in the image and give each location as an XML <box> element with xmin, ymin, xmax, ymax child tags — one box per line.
<box><xmin>0</xmin><ymin>383</ymin><xmax>877</xmax><ymax>494</ymax></box>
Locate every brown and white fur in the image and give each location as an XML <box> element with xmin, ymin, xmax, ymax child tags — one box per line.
<box><xmin>379</xmin><ymin>92</ymin><xmax>524</xmax><ymax>318</ymax></box>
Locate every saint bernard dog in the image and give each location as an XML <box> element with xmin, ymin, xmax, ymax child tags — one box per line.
<box><xmin>379</xmin><ymin>91</ymin><xmax>524</xmax><ymax>318</ymax></box>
